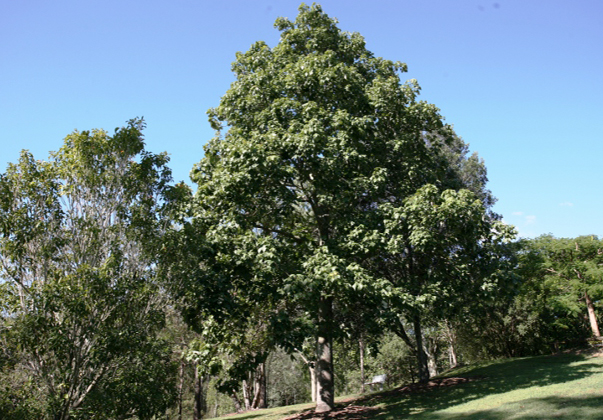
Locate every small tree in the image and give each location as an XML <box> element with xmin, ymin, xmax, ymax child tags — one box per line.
<box><xmin>527</xmin><ymin>235</ymin><xmax>603</xmax><ymax>339</ymax></box>
<box><xmin>0</xmin><ymin>119</ymin><xmax>178</xmax><ymax>419</ymax></box>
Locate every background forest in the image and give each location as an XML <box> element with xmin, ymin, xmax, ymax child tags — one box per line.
<box><xmin>1</xmin><ymin>4</ymin><xmax>602</xmax><ymax>420</ymax></box>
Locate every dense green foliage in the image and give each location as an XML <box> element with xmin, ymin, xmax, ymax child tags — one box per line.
<box><xmin>452</xmin><ymin>236</ymin><xmax>602</xmax><ymax>360</ymax></box>
<box><xmin>1</xmin><ymin>4</ymin><xmax>601</xmax><ymax>419</ymax></box>
<box><xmin>176</xmin><ymin>4</ymin><xmax>514</xmax><ymax>412</ymax></box>
<box><xmin>0</xmin><ymin>119</ymin><xmax>178</xmax><ymax>419</ymax></box>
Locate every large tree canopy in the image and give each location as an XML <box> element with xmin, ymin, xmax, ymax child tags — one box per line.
<box><xmin>185</xmin><ymin>4</ymin><xmax>509</xmax><ymax>412</ymax></box>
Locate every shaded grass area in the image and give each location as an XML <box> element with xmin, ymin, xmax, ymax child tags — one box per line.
<box><xmin>219</xmin><ymin>351</ymin><xmax>603</xmax><ymax>420</ymax></box>
<box><xmin>372</xmin><ymin>351</ymin><xmax>603</xmax><ymax>419</ymax></box>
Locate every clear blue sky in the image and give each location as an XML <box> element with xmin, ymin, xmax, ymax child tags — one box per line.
<box><xmin>2</xmin><ymin>0</ymin><xmax>602</xmax><ymax>239</ymax></box>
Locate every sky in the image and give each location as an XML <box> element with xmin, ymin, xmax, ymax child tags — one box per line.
<box><xmin>1</xmin><ymin>0</ymin><xmax>602</xmax><ymax>239</ymax></box>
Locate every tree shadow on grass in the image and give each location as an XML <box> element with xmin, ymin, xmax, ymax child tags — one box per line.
<box><xmin>367</xmin><ymin>352</ymin><xmax>602</xmax><ymax>419</ymax></box>
<box><xmin>225</xmin><ymin>414</ymin><xmax>266</xmax><ymax>420</ymax></box>
<box><xmin>416</xmin><ymin>395</ymin><xmax>603</xmax><ymax>420</ymax></box>
<box><xmin>226</xmin><ymin>404</ymin><xmax>314</xmax><ymax>420</ymax></box>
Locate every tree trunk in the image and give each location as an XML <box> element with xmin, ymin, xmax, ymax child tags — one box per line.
<box><xmin>315</xmin><ymin>297</ymin><xmax>334</xmax><ymax>413</ymax></box>
<box><xmin>359</xmin><ymin>337</ymin><xmax>366</xmax><ymax>394</ymax></box>
<box><xmin>309</xmin><ymin>362</ymin><xmax>317</xmax><ymax>402</ymax></box>
<box><xmin>250</xmin><ymin>362</ymin><xmax>267</xmax><ymax>409</ymax></box>
<box><xmin>445</xmin><ymin>321</ymin><xmax>458</xmax><ymax>369</ymax></box>
<box><xmin>296</xmin><ymin>350</ymin><xmax>317</xmax><ymax>402</ymax></box>
<box><xmin>449</xmin><ymin>343</ymin><xmax>458</xmax><ymax>369</ymax></box>
<box><xmin>257</xmin><ymin>362</ymin><xmax>267</xmax><ymax>409</ymax></box>
<box><xmin>425</xmin><ymin>345</ymin><xmax>438</xmax><ymax>378</ymax></box>
<box><xmin>413</xmin><ymin>316</ymin><xmax>430</xmax><ymax>383</ymax></box>
<box><xmin>193</xmin><ymin>366</ymin><xmax>202</xmax><ymax>420</ymax></box>
<box><xmin>424</xmin><ymin>336</ymin><xmax>438</xmax><ymax>378</ymax></box>
<box><xmin>212</xmin><ymin>400</ymin><xmax>219</xmax><ymax>418</ymax></box>
<box><xmin>231</xmin><ymin>392</ymin><xmax>243</xmax><ymax>413</ymax></box>
<box><xmin>178</xmin><ymin>358</ymin><xmax>185</xmax><ymax>420</ymax></box>
<box><xmin>585</xmin><ymin>291</ymin><xmax>601</xmax><ymax>338</ymax></box>
<box><xmin>393</xmin><ymin>317</ymin><xmax>416</xmax><ymax>351</ymax></box>
<box><xmin>242</xmin><ymin>378</ymin><xmax>251</xmax><ymax>411</ymax></box>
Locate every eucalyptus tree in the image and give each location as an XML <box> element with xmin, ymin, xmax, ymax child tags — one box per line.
<box><xmin>0</xmin><ymin>119</ymin><xmax>177</xmax><ymax>419</ymax></box>
<box><xmin>188</xmin><ymin>3</ymin><xmax>481</xmax><ymax>411</ymax></box>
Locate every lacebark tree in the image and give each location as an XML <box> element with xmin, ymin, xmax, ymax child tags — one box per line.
<box><xmin>190</xmin><ymin>4</ymin><xmax>464</xmax><ymax>412</ymax></box>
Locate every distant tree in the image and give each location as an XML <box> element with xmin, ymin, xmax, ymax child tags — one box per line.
<box><xmin>0</xmin><ymin>119</ymin><xmax>178</xmax><ymax>419</ymax></box>
<box><xmin>526</xmin><ymin>235</ymin><xmax>603</xmax><ymax>339</ymax></box>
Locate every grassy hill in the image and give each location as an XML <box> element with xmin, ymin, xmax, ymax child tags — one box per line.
<box><xmin>218</xmin><ymin>350</ymin><xmax>603</xmax><ymax>419</ymax></box>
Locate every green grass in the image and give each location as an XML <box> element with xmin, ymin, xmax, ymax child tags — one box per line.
<box><xmin>215</xmin><ymin>400</ymin><xmax>315</xmax><ymax>420</ymax></box>
<box><xmin>218</xmin><ymin>351</ymin><xmax>603</xmax><ymax>419</ymax></box>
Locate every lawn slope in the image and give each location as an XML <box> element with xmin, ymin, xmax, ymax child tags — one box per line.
<box><xmin>220</xmin><ymin>350</ymin><xmax>603</xmax><ymax>420</ymax></box>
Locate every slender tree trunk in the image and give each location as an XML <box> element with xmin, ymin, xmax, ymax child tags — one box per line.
<box><xmin>449</xmin><ymin>343</ymin><xmax>458</xmax><ymax>369</ymax></box>
<box><xmin>178</xmin><ymin>358</ymin><xmax>185</xmax><ymax>420</ymax></box>
<box><xmin>445</xmin><ymin>321</ymin><xmax>458</xmax><ymax>369</ymax></box>
<box><xmin>315</xmin><ymin>296</ymin><xmax>334</xmax><ymax>413</ymax></box>
<box><xmin>359</xmin><ymin>337</ymin><xmax>366</xmax><ymax>394</ymax></box>
<box><xmin>393</xmin><ymin>317</ymin><xmax>416</xmax><ymax>350</ymax></box>
<box><xmin>193</xmin><ymin>366</ymin><xmax>204</xmax><ymax>420</ymax></box>
<box><xmin>309</xmin><ymin>362</ymin><xmax>317</xmax><ymax>402</ymax></box>
<box><xmin>413</xmin><ymin>316</ymin><xmax>430</xmax><ymax>383</ymax></box>
<box><xmin>425</xmin><ymin>345</ymin><xmax>438</xmax><ymax>378</ymax></box>
<box><xmin>295</xmin><ymin>350</ymin><xmax>316</xmax><ymax>402</ymax></box>
<box><xmin>242</xmin><ymin>378</ymin><xmax>251</xmax><ymax>411</ymax></box>
<box><xmin>424</xmin><ymin>336</ymin><xmax>438</xmax><ymax>378</ymax></box>
<box><xmin>250</xmin><ymin>362</ymin><xmax>267</xmax><ymax>409</ymax></box>
<box><xmin>257</xmin><ymin>362</ymin><xmax>267</xmax><ymax>409</ymax></box>
<box><xmin>585</xmin><ymin>291</ymin><xmax>601</xmax><ymax>338</ymax></box>
<box><xmin>231</xmin><ymin>392</ymin><xmax>242</xmax><ymax>413</ymax></box>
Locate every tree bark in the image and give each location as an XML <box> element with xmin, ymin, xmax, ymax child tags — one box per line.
<box><xmin>193</xmin><ymin>366</ymin><xmax>201</xmax><ymax>420</ymax></box>
<box><xmin>445</xmin><ymin>321</ymin><xmax>458</xmax><ymax>369</ymax></box>
<box><xmin>359</xmin><ymin>337</ymin><xmax>365</xmax><ymax>394</ymax></box>
<box><xmin>193</xmin><ymin>366</ymin><xmax>206</xmax><ymax>420</ymax></box>
<box><xmin>309</xmin><ymin>362</ymin><xmax>317</xmax><ymax>403</ymax></box>
<box><xmin>449</xmin><ymin>343</ymin><xmax>458</xmax><ymax>369</ymax></box>
<box><xmin>425</xmin><ymin>345</ymin><xmax>438</xmax><ymax>378</ymax></box>
<box><xmin>178</xmin><ymin>358</ymin><xmax>185</xmax><ymax>420</ymax></box>
<box><xmin>585</xmin><ymin>291</ymin><xmax>601</xmax><ymax>338</ymax></box>
<box><xmin>423</xmin><ymin>336</ymin><xmax>438</xmax><ymax>378</ymax></box>
<box><xmin>258</xmin><ymin>362</ymin><xmax>267</xmax><ymax>409</ymax></box>
<box><xmin>392</xmin><ymin>317</ymin><xmax>416</xmax><ymax>351</ymax></box>
<box><xmin>315</xmin><ymin>297</ymin><xmax>334</xmax><ymax>412</ymax></box>
<box><xmin>250</xmin><ymin>362</ymin><xmax>267</xmax><ymax>409</ymax></box>
<box><xmin>413</xmin><ymin>316</ymin><xmax>430</xmax><ymax>383</ymax></box>
<box><xmin>243</xmin><ymin>378</ymin><xmax>251</xmax><ymax>411</ymax></box>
